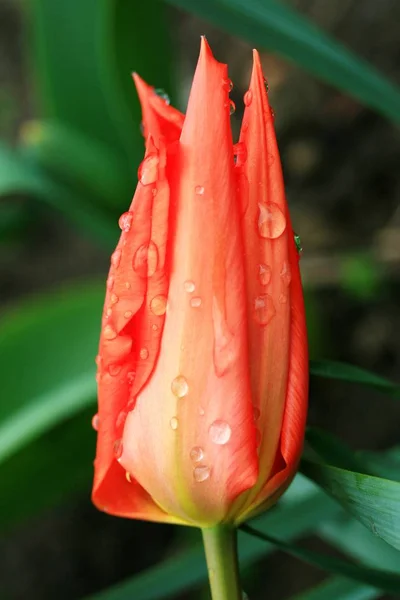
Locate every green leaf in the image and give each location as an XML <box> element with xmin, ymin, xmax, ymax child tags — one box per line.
<box><xmin>0</xmin><ymin>142</ymin><xmax>117</xmax><ymax>246</ymax></box>
<box><xmin>301</xmin><ymin>459</ymin><xmax>400</xmax><ymax>552</ymax></box>
<box><xmin>30</xmin><ymin>0</ymin><xmax>173</xmax><ymax>168</ymax></box>
<box><xmin>241</xmin><ymin>524</ymin><xmax>400</xmax><ymax>594</ymax></box>
<box><xmin>289</xmin><ymin>577</ymin><xmax>378</xmax><ymax>600</ymax></box>
<box><xmin>0</xmin><ymin>408</ymin><xmax>95</xmax><ymax>531</ymax></box>
<box><xmin>0</xmin><ymin>282</ymin><xmax>102</xmax><ymax>464</ymax></box>
<box><xmin>87</xmin><ymin>476</ymin><xmax>341</xmax><ymax>599</ymax></box>
<box><xmin>310</xmin><ymin>359</ymin><xmax>400</xmax><ymax>399</ymax></box>
<box><xmin>164</xmin><ymin>0</ymin><xmax>400</xmax><ymax>123</ymax></box>
<box><xmin>306</xmin><ymin>428</ymin><xmax>370</xmax><ymax>473</ymax></box>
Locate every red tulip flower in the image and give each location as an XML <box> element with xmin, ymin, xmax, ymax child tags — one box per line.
<box><xmin>92</xmin><ymin>39</ymin><xmax>308</xmax><ymax>531</ymax></box>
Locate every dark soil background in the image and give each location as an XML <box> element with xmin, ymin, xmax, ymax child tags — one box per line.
<box><xmin>0</xmin><ymin>0</ymin><xmax>399</xmax><ymax>598</ymax></box>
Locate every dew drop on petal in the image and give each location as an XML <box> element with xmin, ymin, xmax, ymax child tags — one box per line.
<box><xmin>233</xmin><ymin>142</ymin><xmax>247</xmax><ymax>167</ymax></box>
<box><xmin>199</xmin><ymin>407</ymin><xmax>205</xmax><ymax>416</ymax></box>
<box><xmin>114</xmin><ymin>439</ymin><xmax>123</xmax><ymax>459</ymax></box>
<box><xmin>118</xmin><ymin>211</ymin><xmax>133</xmax><ymax>232</ymax></box>
<box><xmin>103</xmin><ymin>324</ymin><xmax>117</xmax><ymax>340</ymax></box>
<box><xmin>294</xmin><ymin>232</ymin><xmax>303</xmax><ymax>256</ymax></box>
<box><xmin>244</xmin><ymin>89</ymin><xmax>253</xmax><ymax>106</ymax></box>
<box><xmin>190</xmin><ymin>446</ymin><xmax>204</xmax><ymax>462</ymax></box>
<box><xmin>184</xmin><ymin>280</ymin><xmax>195</xmax><ymax>293</ymax></box>
<box><xmin>138</xmin><ymin>153</ymin><xmax>159</xmax><ymax>185</ymax></box>
<box><xmin>253</xmin><ymin>294</ymin><xmax>276</xmax><ymax>326</ymax></box>
<box><xmin>133</xmin><ymin>241</ymin><xmax>159</xmax><ymax>277</ymax></box>
<box><xmin>139</xmin><ymin>347</ymin><xmax>149</xmax><ymax>360</ymax></box>
<box><xmin>127</xmin><ymin>371</ymin><xmax>135</xmax><ymax>385</ymax></box>
<box><xmin>154</xmin><ymin>88</ymin><xmax>170</xmax><ymax>104</ymax></box>
<box><xmin>171</xmin><ymin>375</ymin><xmax>189</xmax><ymax>398</ymax></box>
<box><xmin>222</xmin><ymin>78</ymin><xmax>233</xmax><ymax>92</ymax></box>
<box><xmin>170</xmin><ymin>417</ymin><xmax>179</xmax><ymax>430</ymax></box>
<box><xmin>195</xmin><ymin>185</ymin><xmax>204</xmax><ymax>195</ymax></box>
<box><xmin>91</xmin><ymin>413</ymin><xmax>99</xmax><ymax>431</ymax></box>
<box><xmin>193</xmin><ymin>465</ymin><xmax>211</xmax><ymax>482</ymax></box>
<box><xmin>270</xmin><ymin>107</ymin><xmax>275</xmax><ymax>120</ymax></box>
<box><xmin>253</xmin><ymin>407</ymin><xmax>261</xmax><ymax>421</ymax></box>
<box><xmin>95</xmin><ymin>354</ymin><xmax>102</xmax><ymax>366</ymax></box>
<box><xmin>124</xmin><ymin>310</ymin><xmax>133</xmax><ymax>319</ymax></box>
<box><xmin>150</xmin><ymin>294</ymin><xmax>167</xmax><ymax>316</ymax></box>
<box><xmin>106</xmin><ymin>275</ymin><xmax>114</xmax><ymax>291</ymax></box>
<box><xmin>152</xmin><ymin>324</ymin><xmax>158</xmax><ymax>331</ymax></box>
<box><xmin>111</xmin><ymin>249</ymin><xmax>122</xmax><ymax>268</ymax></box>
<box><xmin>125</xmin><ymin>281</ymin><xmax>131</xmax><ymax>289</ymax></box>
<box><xmin>280</xmin><ymin>261</ymin><xmax>292</xmax><ymax>286</ymax></box>
<box><xmin>108</xmin><ymin>363</ymin><xmax>122</xmax><ymax>377</ymax></box>
<box><xmin>190</xmin><ymin>297</ymin><xmax>202</xmax><ymax>308</ymax></box>
<box><xmin>228</xmin><ymin>99</ymin><xmax>236</xmax><ymax>115</ymax></box>
<box><xmin>105</xmin><ymin>308</ymin><xmax>112</xmax><ymax>318</ymax></box>
<box><xmin>110</xmin><ymin>293</ymin><xmax>119</xmax><ymax>305</ymax></box>
<box><xmin>209</xmin><ymin>420</ymin><xmax>232</xmax><ymax>445</ymax></box>
<box><xmin>258</xmin><ymin>263</ymin><xmax>271</xmax><ymax>286</ymax></box>
<box><xmin>125</xmin><ymin>471</ymin><xmax>132</xmax><ymax>483</ymax></box>
<box><xmin>264</xmin><ymin>78</ymin><xmax>269</xmax><ymax>92</ymax></box>
<box><xmin>257</xmin><ymin>202</ymin><xmax>286</xmax><ymax>239</ymax></box>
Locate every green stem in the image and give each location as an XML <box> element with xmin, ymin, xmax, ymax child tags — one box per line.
<box><xmin>201</xmin><ymin>526</ymin><xmax>242</xmax><ymax>600</ymax></box>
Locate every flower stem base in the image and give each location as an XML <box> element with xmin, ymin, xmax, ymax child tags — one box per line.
<box><xmin>201</xmin><ymin>526</ymin><xmax>242</xmax><ymax>600</ymax></box>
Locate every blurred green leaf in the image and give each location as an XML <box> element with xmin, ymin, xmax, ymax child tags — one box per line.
<box><xmin>340</xmin><ymin>253</ymin><xmax>382</xmax><ymax>301</ymax></box>
<box><xmin>289</xmin><ymin>577</ymin><xmax>378</xmax><ymax>600</ymax></box>
<box><xmin>242</xmin><ymin>524</ymin><xmax>400</xmax><ymax>594</ymax></box>
<box><xmin>301</xmin><ymin>459</ymin><xmax>400</xmax><ymax>551</ymax></box>
<box><xmin>30</xmin><ymin>0</ymin><xmax>173</xmax><ymax>170</ymax></box>
<box><xmin>165</xmin><ymin>0</ymin><xmax>400</xmax><ymax>124</ymax></box>
<box><xmin>0</xmin><ymin>282</ymin><xmax>102</xmax><ymax>464</ymax></box>
<box><xmin>359</xmin><ymin>448</ymin><xmax>400</xmax><ymax>483</ymax></box>
<box><xmin>88</xmin><ymin>476</ymin><xmax>341</xmax><ymax>599</ymax></box>
<box><xmin>0</xmin><ymin>142</ymin><xmax>117</xmax><ymax>245</ymax></box>
<box><xmin>310</xmin><ymin>359</ymin><xmax>400</xmax><ymax>399</ymax></box>
<box><xmin>306</xmin><ymin>428</ymin><xmax>370</xmax><ymax>473</ymax></box>
<box><xmin>20</xmin><ymin>120</ymin><xmax>132</xmax><ymax>209</ymax></box>
<box><xmin>0</xmin><ymin>408</ymin><xmax>95</xmax><ymax>531</ymax></box>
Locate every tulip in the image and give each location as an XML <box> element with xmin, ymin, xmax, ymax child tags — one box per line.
<box><xmin>92</xmin><ymin>38</ymin><xmax>308</xmax><ymax>599</ymax></box>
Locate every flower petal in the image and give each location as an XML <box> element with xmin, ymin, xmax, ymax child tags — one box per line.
<box><xmin>119</xmin><ymin>38</ymin><xmax>258</xmax><ymax>526</ymax></box>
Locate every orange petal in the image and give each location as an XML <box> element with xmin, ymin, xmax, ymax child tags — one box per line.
<box><xmin>119</xmin><ymin>38</ymin><xmax>258</xmax><ymax>526</ymax></box>
<box><xmin>133</xmin><ymin>73</ymin><xmax>184</xmax><ymax>146</ymax></box>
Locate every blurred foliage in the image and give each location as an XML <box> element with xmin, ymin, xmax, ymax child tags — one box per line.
<box><xmin>0</xmin><ymin>0</ymin><xmax>399</xmax><ymax>598</ymax></box>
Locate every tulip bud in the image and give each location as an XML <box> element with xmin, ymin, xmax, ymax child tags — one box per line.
<box><xmin>92</xmin><ymin>38</ymin><xmax>308</xmax><ymax>527</ymax></box>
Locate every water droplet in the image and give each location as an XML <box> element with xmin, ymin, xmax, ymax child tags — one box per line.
<box><xmin>95</xmin><ymin>354</ymin><xmax>102</xmax><ymax>366</ymax></box>
<box><xmin>199</xmin><ymin>407</ymin><xmax>205</xmax><ymax>416</ymax></box>
<box><xmin>150</xmin><ymin>294</ymin><xmax>167</xmax><ymax>316</ymax></box>
<box><xmin>190</xmin><ymin>446</ymin><xmax>204</xmax><ymax>462</ymax></box>
<box><xmin>111</xmin><ymin>249</ymin><xmax>121</xmax><ymax>268</ymax></box>
<box><xmin>258</xmin><ymin>263</ymin><xmax>271</xmax><ymax>286</ymax></box>
<box><xmin>195</xmin><ymin>185</ymin><xmax>204</xmax><ymax>195</ymax></box>
<box><xmin>105</xmin><ymin>308</ymin><xmax>112</xmax><ymax>318</ymax></box>
<box><xmin>171</xmin><ymin>375</ymin><xmax>189</xmax><ymax>398</ymax></box>
<box><xmin>118</xmin><ymin>211</ymin><xmax>133</xmax><ymax>232</ymax></box>
<box><xmin>116</xmin><ymin>410</ymin><xmax>127</xmax><ymax>428</ymax></box>
<box><xmin>264</xmin><ymin>77</ymin><xmax>269</xmax><ymax>92</ymax></box>
<box><xmin>233</xmin><ymin>142</ymin><xmax>247</xmax><ymax>167</ymax></box>
<box><xmin>114</xmin><ymin>438</ymin><xmax>123</xmax><ymax>459</ymax></box>
<box><xmin>270</xmin><ymin>107</ymin><xmax>275</xmax><ymax>120</ymax></box>
<box><xmin>184</xmin><ymin>280</ymin><xmax>195</xmax><ymax>293</ymax></box>
<box><xmin>133</xmin><ymin>241</ymin><xmax>159</xmax><ymax>277</ymax></box>
<box><xmin>110</xmin><ymin>293</ymin><xmax>119</xmax><ymax>305</ymax></box>
<box><xmin>108</xmin><ymin>363</ymin><xmax>122</xmax><ymax>377</ymax></box>
<box><xmin>190</xmin><ymin>297</ymin><xmax>202</xmax><ymax>308</ymax></box>
<box><xmin>229</xmin><ymin>100</ymin><xmax>236</xmax><ymax>115</ymax></box>
<box><xmin>106</xmin><ymin>275</ymin><xmax>114</xmax><ymax>290</ymax></box>
<box><xmin>253</xmin><ymin>294</ymin><xmax>276</xmax><ymax>326</ymax></box>
<box><xmin>124</xmin><ymin>310</ymin><xmax>133</xmax><ymax>319</ymax></box>
<box><xmin>170</xmin><ymin>417</ymin><xmax>179</xmax><ymax>430</ymax></box>
<box><xmin>193</xmin><ymin>465</ymin><xmax>211</xmax><ymax>482</ymax></box>
<box><xmin>244</xmin><ymin>89</ymin><xmax>253</xmax><ymax>106</ymax></box>
<box><xmin>294</xmin><ymin>232</ymin><xmax>303</xmax><ymax>256</ymax></box>
<box><xmin>138</xmin><ymin>153</ymin><xmax>159</xmax><ymax>185</ymax></box>
<box><xmin>209</xmin><ymin>420</ymin><xmax>232</xmax><ymax>445</ymax></box>
<box><xmin>280</xmin><ymin>262</ymin><xmax>291</xmax><ymax>286</ymax></box>
<box><xmin>253</xmin><ymin>407</ymin><xmax>261</xmax><ymax>421</ymax></box>
<box><xmin>103</xmin><ymin>324</ymin><xmax>117</xmax><ymax>340</ymax></box>
<box><xmin>279</xmin><ymin>293</ymin><xmax>288</xmax><ymax>304</ymax></box>
<box><xmin>257</xmin><ymin>202</ymin><xmax>286</xmax><ymax>239</ymax></box>
<box><xmin>154</xmin><ymin>88</ymin><xmax>170</xmax><ymax>104</ymax></box>
<box><xmin>92</xmin><ymin>413</ymin><xmax>99</xmax><ymax>431</ymax></box>
<box><xmin>152</xmin><ymin>324</ymin><xmax>158</xmax><ymax>331</ymax></box>
<box><xmin>222</xmin><ymin>78</ymin><xmax>233</xmax><ymax>92</ymax></box>
<box><xmin>139</xmin><ymin>347</ymin><xmax>149</xmax><ymax>360</ymax></box>
<box><xmin>139</xmin><ymin>121</ymin><xmax>145</xmax><ymax>136</ymax></box>
<box><xmin>126</xmin><ymin>471</ymin><xmax>132</xmax><ymax>483</ymax></box>
<box><xmin>127</xmin><ymin>371</ymin><xmax>135</xmax><ymax>385</ymax></box>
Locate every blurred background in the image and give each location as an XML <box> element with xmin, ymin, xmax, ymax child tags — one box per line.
<box><xmin>0</xmin><ymin>0</ymin><xmax>399</xmax><ymax>598</ymax></box>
